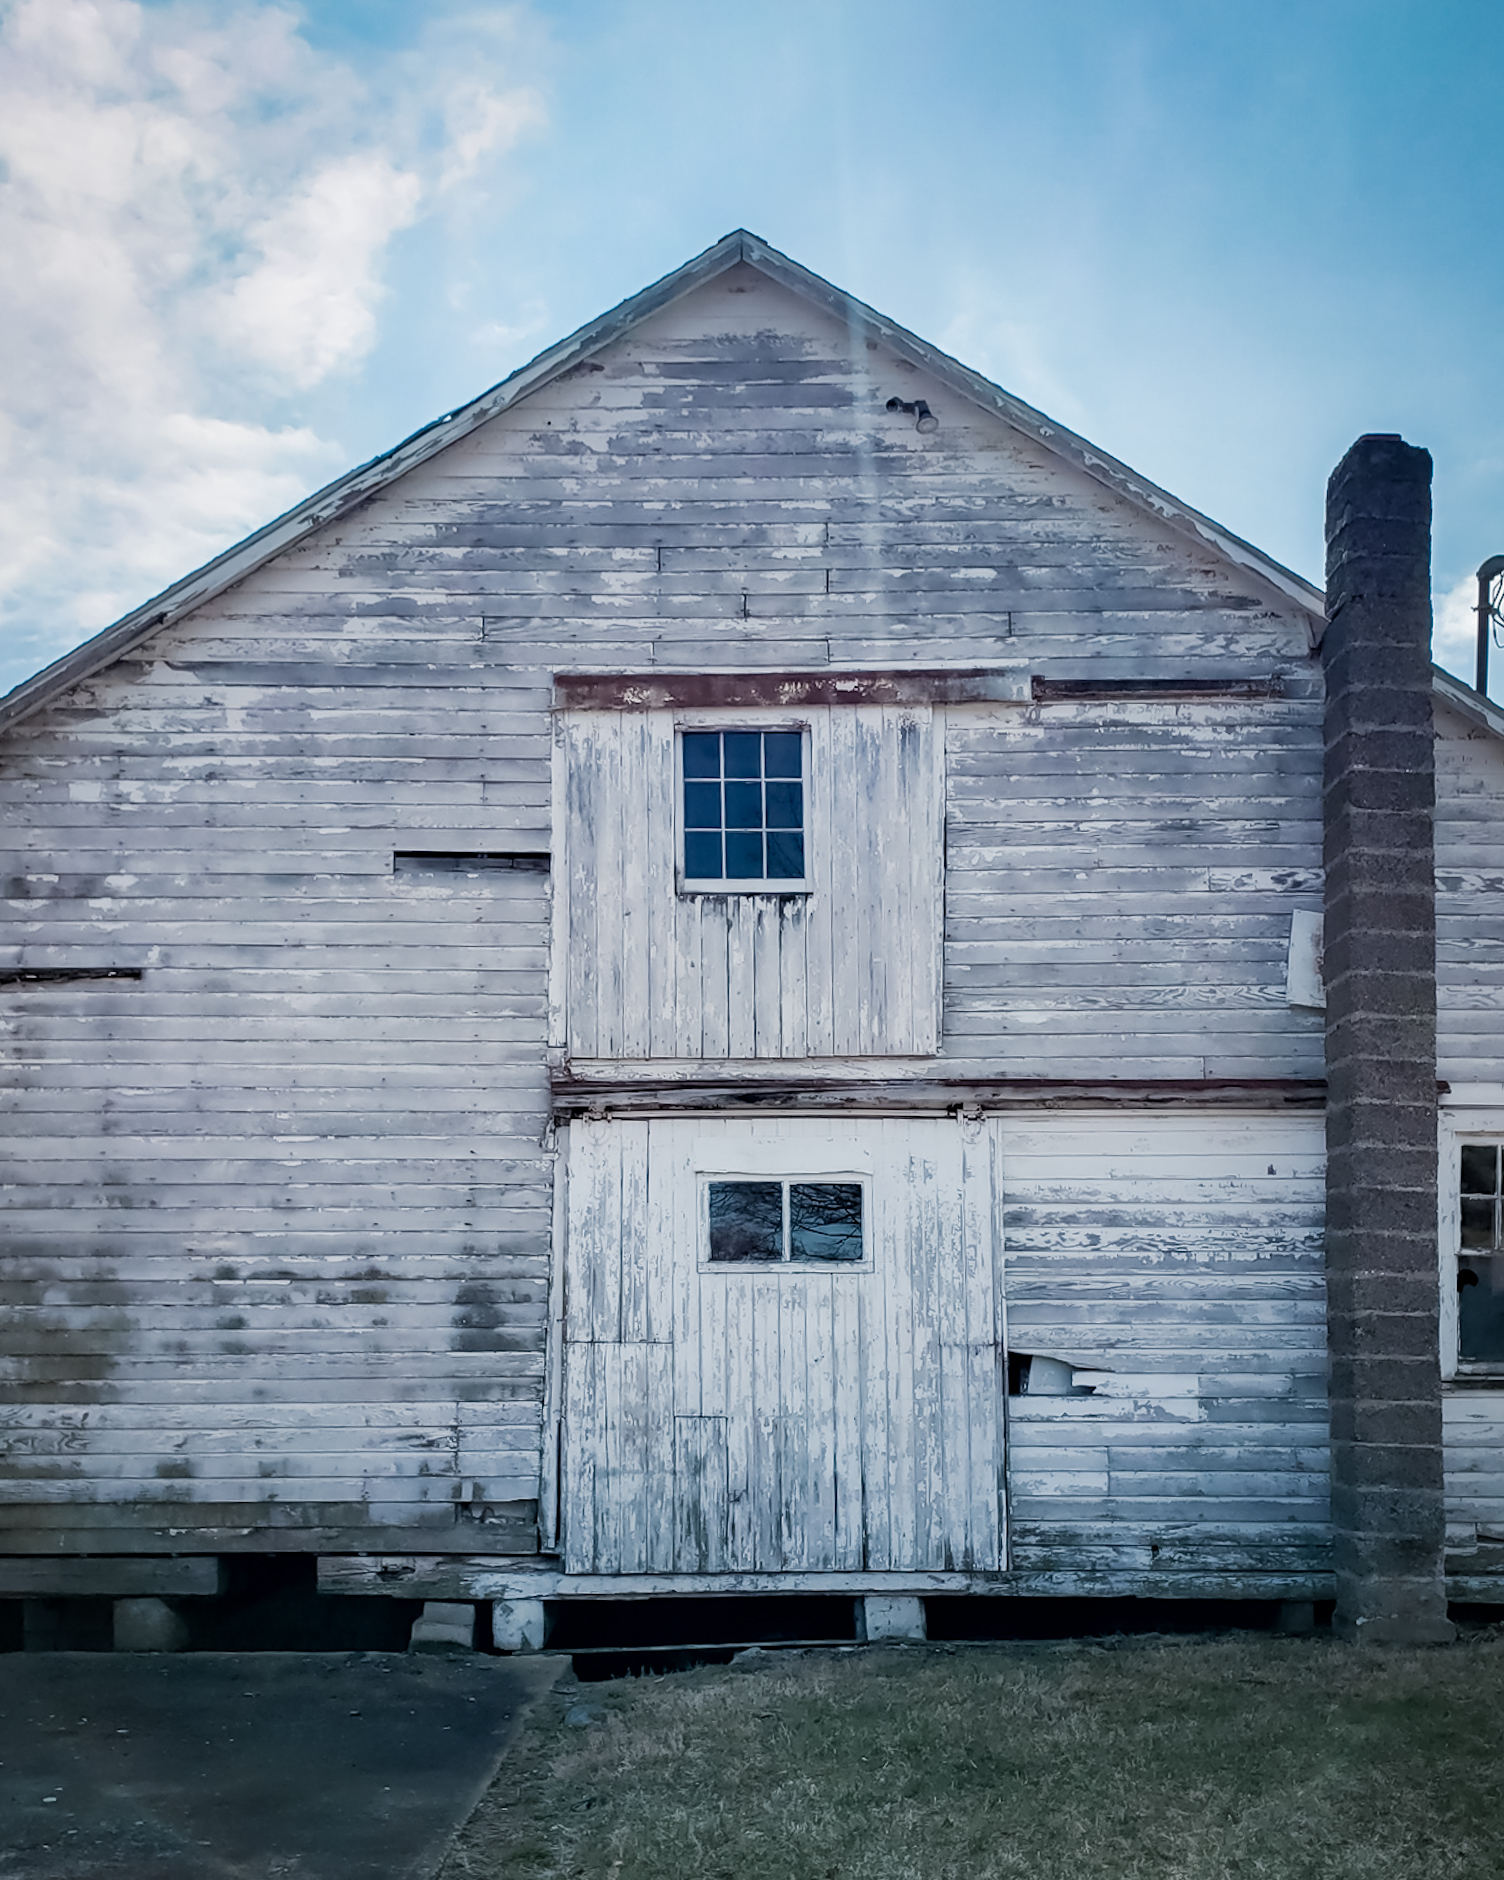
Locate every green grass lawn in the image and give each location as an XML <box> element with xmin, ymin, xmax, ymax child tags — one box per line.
<box><xmin>442</xmin><ymin>1629</ymin><xmax>1504</xmax><ymax>1880</ymax></box>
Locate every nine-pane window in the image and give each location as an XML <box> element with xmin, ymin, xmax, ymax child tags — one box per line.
<box><xmin>706</xmin><ymin>1180</ymin><xmax>864</xmax><ymax>1264</ymax></box>
<box><xmin>1459</xmin><ymin>1143</ymin><xmax>1504</xmax><ymax>1363</ymax></box>
<box><xmin>682</xmin><ymin>730</ymin><xmax>804</xmax><ymax>883</ymax></box>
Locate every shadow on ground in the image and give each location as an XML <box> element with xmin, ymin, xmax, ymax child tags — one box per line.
<box><xmin>0</xmin><ymin>1651</ymin><xmax>556</xmax><ymax>1880</ymax></box>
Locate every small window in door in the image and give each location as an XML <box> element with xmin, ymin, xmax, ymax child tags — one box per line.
<box><xmin>1459</xmin><ymin>1143</ymin><xmax>1504</xmax><ymax>1365</ymax></box>
<box><xmin>706</xmin><ymin>1179</ymin><xmax>865</xmax><ymax>1265</ymax></box>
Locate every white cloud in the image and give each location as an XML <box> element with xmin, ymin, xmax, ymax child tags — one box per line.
<box><xmin>1434</xmin><ymin>574</ymin><xmax>1478</xmax><ymax>684</ymax></box>
<box><xmin>219</xmin><ymin>154</ymin><xmax>424</xmax><ymax>386</ymax></box>
<box><xmin>0</xmin><ymin>0</ymin><xmax>547</xmax><ymax>691</ymax></box>
<box><xmin>438</xmin><ymin>79</ymin><xmax>547</xmax><ymax>191</ymax></box>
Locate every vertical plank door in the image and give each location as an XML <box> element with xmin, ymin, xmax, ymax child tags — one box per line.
<box><xmin>560</xmin><ymin>1115</ymin><xmax>1005</xmax><ymax>1575</ymax></box>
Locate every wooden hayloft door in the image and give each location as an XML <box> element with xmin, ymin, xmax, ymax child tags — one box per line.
<box><xmin>558</xmin><ymin>1115</ymin><xmax>1005</xmax><ymax>1575</ymax></box>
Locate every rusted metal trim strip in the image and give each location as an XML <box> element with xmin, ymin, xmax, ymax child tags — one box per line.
<box><xmin>551</xmin><ymin>1074</ymin><xmax>1327</xmax><ymax>1119</ymax></box>
<box><xmin>553</xmin><ymin>668</ymin><xmax>1030</xmax><ymax>711</ymax></box>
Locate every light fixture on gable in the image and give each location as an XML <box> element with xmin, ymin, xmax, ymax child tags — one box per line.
<box><xmin>886</xmin><ymin>396</ymin><xmax>939</xmax><ymax>434</ymax></box>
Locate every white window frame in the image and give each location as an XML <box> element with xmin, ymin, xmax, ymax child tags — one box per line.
<box><xmin>675</xmin><ymin>717</ymin><xmax>812</xmax><ymax>895</ymax></box>
<box><xmin>1441</xmin><ymin>1102</ymin><xmax>1504</xmax><ymax>1380</ymax></box>
<box><xmin>693</xmin><ymin>1139</ymin><xmax>873</xmax><ymax>1273</ymax></box>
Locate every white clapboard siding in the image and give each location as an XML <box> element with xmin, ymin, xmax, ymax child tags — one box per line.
<box><xmin>1000</xmin><ymin>1111</ymin><xmax>1331</xmax><ymax>1574</ymax></box>
<box><xmin>559</xmin><ymin>705</ymin><xmax>943</xmax><ymax>1059</ymax></box>
<box><xmin>942</xmin><ymin>699</ymin><xmax>1325</xmax><ymax>1081</ymax></box>
<box><xmin>2</xmin><ymin>261</ymin><xmax>1323</xmax><ymax>1556</ymax></box>
<box><xmin>561</xmin><ymin>1115</ymin><xmax>1003</xmax><ymax>1575</ymax></box>
<box><xmin>0</xmin><ymin>861</ymin><xmax>553</xmax><ymax>1551</ymax></box>
<box><xmin>1444</xmin><ymin>1392</ymin><xmax>1504</xmax><ymax>1531</ymax></box>
<box><xmin>1436</xmin><ymin>697</ymin><xmax>1504</xmax><ymax>1084</ymax></box>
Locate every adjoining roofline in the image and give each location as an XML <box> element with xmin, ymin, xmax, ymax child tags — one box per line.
<box><xmin>0</xmin><ymin>229</ymin><xmax>1326</xmax><ymax>737</ymax></box>
<box><xmin>1434</xmin><ymin>664</ymin><xmax>1504</xmax><ymax>740</ymax></box>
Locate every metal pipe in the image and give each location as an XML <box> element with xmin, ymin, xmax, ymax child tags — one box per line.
<box><xmin>1477</xmin><ymin>555</ymin><xmax>1504</xmax><ymax>697</ymax></box>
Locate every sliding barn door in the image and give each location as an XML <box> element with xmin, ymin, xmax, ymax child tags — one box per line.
<box><xmin>560</xmin><ymin>1115</ymin><xmax>1004</xmax><ymax>1575</ymax></box>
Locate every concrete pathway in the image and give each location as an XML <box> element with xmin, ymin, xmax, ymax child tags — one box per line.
<box><xmin>0</xmin><ymin>1651</ymin><xmax>558</xmax><ymax>1879</ymax></box>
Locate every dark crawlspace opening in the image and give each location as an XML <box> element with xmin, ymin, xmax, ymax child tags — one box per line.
<box><xmin>188</xmin><ymin>1556</ymin><xmax>421</xmax><ymax>1651</ymax></box>
<box><xmin>550</xmin><ymin>1594</ymin><xmax>859</xmax><ymax>1679</ymax></box>
<box><xmin>1451</xmin><ymin>1602</ymin><xmax>1504</xmax><ymax>1630</ymax></box>
<box><xmin>4</xmin><ymin>1558</ymin><xmax>423</xmax><ymax>1652</ymax></box>
<box><xmin>924</xmin><ymin>1597</ymin><xmax>1331</xmax><ymax>1640</ymax></box>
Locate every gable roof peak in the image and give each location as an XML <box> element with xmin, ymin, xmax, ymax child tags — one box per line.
<box><xmin>1</xmin><ymin>231</ymin><xmax>1324</xmax><ymax>735</ymax></box>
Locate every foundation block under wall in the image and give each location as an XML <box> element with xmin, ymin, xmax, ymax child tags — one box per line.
<box><xmin>492</xmin><ymin>1598</ymin><xmax>547</xmax><ymax>1653</ymax></box>
<box><xmin>113</xmin><ymin>1598</ymin><xmax>190</xmax><ymax>1653</ymax></box>
<box><xmin>859</xmin><ymin>1595</ymin><xmax>927</xmax><ymax>1642</ymax></box>
<box><xmin>407</xmin><ymin>1602</ymin><xmax>477</xmax><ymax>1654</ymax></box>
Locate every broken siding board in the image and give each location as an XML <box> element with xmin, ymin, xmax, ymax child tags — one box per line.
<box><xmin>999</xmin><ymin>1110</ymin><xmax>1328</xmax><ymax>1551</ymax></box>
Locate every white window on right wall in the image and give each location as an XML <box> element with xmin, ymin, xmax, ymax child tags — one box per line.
<box><xmin>1458</xmin><ymin>1142</ymin><xmax>1504</xmax><ymax>1367</ymax></box>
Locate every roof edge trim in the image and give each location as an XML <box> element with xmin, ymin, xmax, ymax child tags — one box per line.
<box><xmin>1434</xmin><ymin>665</ymin><xmax>1504</xmax><ymax>740</ymax></box>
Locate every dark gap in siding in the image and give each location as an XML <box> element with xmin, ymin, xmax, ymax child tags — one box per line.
<box><xmin>393</xmin><ymin>852</ymin><xmax>549</xmax><ymax>876</ymax></box>
<box><xmin>1031</xmin><ymin>676</ymin><xmax>1284</xmax><ymax>702</ymax></box>
<box><xmin>0</xmin><ymin>967</ymin><xmax>144</xmax><ymax>987</ymax></box>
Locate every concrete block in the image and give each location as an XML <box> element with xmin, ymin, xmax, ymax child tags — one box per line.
<box><xmin>491</xmin><ymin>1598</ymin><xmax>547</xmax><ymax>1653</ymax></box>
<box><xmin>407</xmin><ymin>1601</ymin><xmax>476</xmax><ymax>1655</ymax></box>
<box><xmin>1334</xmin><ymin>1606</ymin><xmax>1456</xmax><ymax>1646</ymax></box>
<box><xmin>113</xmin><ymin>1597</ymin><xmax>190</xmax><ymax>1653</ymax></box>
<box><xmin>860</xmin><ymin>1595</ymin><xmax>926</xmax><ymax>1643</ymax></box>
<box><xmin>1274</xmin><ymin>1600</ymin><xmax>1318</xmax><ymax>1636</ymax></box>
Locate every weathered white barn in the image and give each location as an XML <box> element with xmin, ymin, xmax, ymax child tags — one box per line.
<box><xmin>2</xmin><ymin>231</ymin><xmax>1500</xmax><ymax>1648</ymax></box>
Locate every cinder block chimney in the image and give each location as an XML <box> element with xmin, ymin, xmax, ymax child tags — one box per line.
<box><xmin>1322</xmin><ymin>434</ymin><xmax>1452</xmax><ymax>1643</ymax></box>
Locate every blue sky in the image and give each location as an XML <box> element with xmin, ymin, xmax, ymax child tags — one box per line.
<box><xmin>3</xmin><ymin>0</ymin><xmax>1502</xmax><ymax>693</ymax></box>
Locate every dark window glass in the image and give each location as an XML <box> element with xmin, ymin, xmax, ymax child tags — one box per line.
<box><xmin>708</xmin><ymin>1182</ymin><xmax>783</xmax><ymax>1262</ymax></box>
<box><xmin>724</xmin><ymin>782</ymin><xmax>762</xmax><ymax>829</ymax></box>
<box><xmin>764</xmin><ymin>781</ymin><xmax>802</xmax><ymax>828</ymax></box>
<box><xmin>789</xmin><ymin>1184</ymin><xmax>864</xmax><ymax>1262</ymax></box>
<box><xmin>1462</xmin><ymin>1145</ymin><xmax>1499</xmax><ymax>1195</ymax></box>
<box><xmin>682</xmin><ymin>730</ymin><xmax>805</xmax><ymax>884</ymax></box>
<box><xmin>1460</xmin><ymin>1256</ymin><xmax>1504</xmax><ymax>1362</ymax></box>
<box><xmin>1459</xmin><ymin>1144</ymin><xmax>1504</xmax><ymax>1362</ymax></box>
<box><xmin>723</xmin><ymin>732</ymin><xmax>762</xmax><ymax>779</ymax></box>
<box><xmin>765</xmin><ymin>831</ymin><xmax>804</xmax><ymax>879</ymax></box>
<box><xmin>683</xmin><ymin>733</ymin><xmax>722</xmax><ymax>779</ymax></box>
<box><xmin>684</xmin><ymin>782</ymin><xmax>721</xmax><ymax>829</ymax></box>
<box><xmin>725</xmin><ymin>831</ymin><xmax>764</xmax><ymax>878</ymax></box>
<box><xmin>763</xmin><ymin>732</ymin><xmax>801</xmax><ymax>778</ymax></box>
